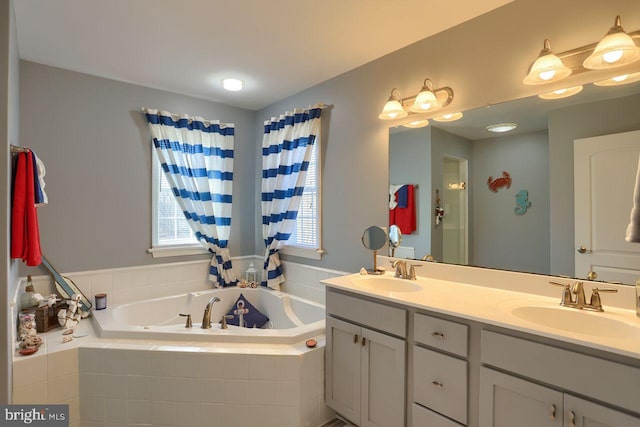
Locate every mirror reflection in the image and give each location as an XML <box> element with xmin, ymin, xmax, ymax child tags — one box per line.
<box><xmin>362</xmin><ymin>225</ymin><xmax>388</xmax><ymax>275</ymax></box>
<box><xmin>389</xmin><ymin>79</ymin><xmax>640</xmax><ymax>284</ymax></box>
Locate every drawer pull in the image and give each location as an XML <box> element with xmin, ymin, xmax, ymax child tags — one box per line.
<box><xmin>362</xmin><ymin>337</ymin><xmax>366</xmax><ymax>346</ymax></box>
<box><xmin>354</xmin><ymin>334</ymin><xmax>358</xmax><ymax>344</ymax></box>
<box><xmin>549</xmin><ymin>404</ymin><xmax>556</xmax><ymax>420</ymax></box>
<box><xmin>568</xmin><ymin>410</ymin><xmax>576</xmax><ymax>426</ymax></box>
<box><xmin>431</xmin><ymin>332</ymin><xmax>445</xmax><ymax>340</ymax></box>
<box><xmin>431</xmin><ymin>381</ymin><xmax>444</xmax><ymax>389</ymax></box>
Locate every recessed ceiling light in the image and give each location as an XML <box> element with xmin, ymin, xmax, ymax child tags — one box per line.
<box><xmin>486</xmin><ymin>123</ymin><xmax>517</xmax><ymax>133</ymax></box>
<box><xmin>433</xmin><ymin>112</ymin><xmax>464</xmax><ymax>122</ymax></box>
<box><xmin>222</xmin><ymin>78</ymin><xmax>244</xmax><ymax>91</ymax></box>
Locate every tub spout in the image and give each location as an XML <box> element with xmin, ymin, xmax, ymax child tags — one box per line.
<box><xmin>201</xmin><ymin>296</ymin><xmax>221</xmax><ymax>329</ymax></box>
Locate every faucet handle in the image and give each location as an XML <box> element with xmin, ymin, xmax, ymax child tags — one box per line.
<box><xmin>179</xmin><ymin>313</ymin><xmax>192</xmax><ymax>328</ymax></box>
<box><xmin>408</xmin><ymin>264</ymin><xmax>422</xmax><ymax>280</ymax></box>
<box><xmin>549</xmin><ymin>281</ymin><xmax>574</xmax><ymax>305</ymax></box>
<box><xmin>589</xmin><ymin>288</ymin><xmax>618</xmax><ymax>312</ymax></box>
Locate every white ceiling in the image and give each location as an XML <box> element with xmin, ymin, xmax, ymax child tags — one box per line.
<box><xmin>13</xmin><ymin>0</ymin><xmax>511</xmax><ymax>110</ymax></box>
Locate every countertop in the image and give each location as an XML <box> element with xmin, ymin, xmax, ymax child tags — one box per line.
<box><xmin>322</xmin><ymin>271</ymin><xmax>640</xmax><ymax>360</ymax></box>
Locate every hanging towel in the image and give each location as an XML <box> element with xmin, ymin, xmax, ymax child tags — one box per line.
<box><xmin>11</xmin><ymin>152</ymin><xmax>42</xmax><ymax>266</ymax></box>
<box><xmin>32</xmin><ymin>151</ymin><xmax>48</xmax><ymax>206</ymax></box>
<box><xmin>389</xmin><ymin>184</ymin><xmax>416</xmax><ymax>234</ymax></box>
<box><xmin>625</xmin><ymin>155</ymin><xmax>640</xmax><ymax>242</ymax></box>
<box><xmin>389</xmin><ymin>184</ymin><xmax>403</xmax><ymax>209</ymax></box>
<box><xmin>396</xmin><ymin>184</ymin><xmax>409</xmax><ymax>208</ymax></box>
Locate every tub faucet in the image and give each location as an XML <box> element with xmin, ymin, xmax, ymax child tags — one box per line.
<box><xmin>201</xmin><ymin>296</ymin><xmax>221</xmax><ymax>329</ymax></box>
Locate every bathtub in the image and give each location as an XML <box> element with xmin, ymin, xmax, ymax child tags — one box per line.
<box><xmin>92</xmin><ymin>287</ymin><xmax>325</xmax><ymax>344</ymax></box>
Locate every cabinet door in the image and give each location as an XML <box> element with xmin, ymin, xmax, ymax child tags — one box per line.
<box><xmin>326</xmin><ymin>316</ymin><xmax>362</xmax><ymax>425</ymax></box>
<box><xmin>564</xmin><ymin>394</ymin><xmax>640</xmax><ymax>427</ymax></box>
<box><xmin>361</xmin><ymin>327</ymin><xmax>406</xmax><ymax>427</ymax></box>
<box><xmin>479</xmin><ymin>368</ymin><xmax>563</xmax><ymax>427</ymax></box>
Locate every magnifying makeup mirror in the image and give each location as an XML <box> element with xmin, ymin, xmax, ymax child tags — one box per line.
<box><xmin>388</xmin><ymin>224</ymin><xmax>402</xmax><ymax>257</ymax></box>
<box><xmin>362</xmin><ymin>225</ymin><xmax>388</xmax><ymax>275</ymax></box>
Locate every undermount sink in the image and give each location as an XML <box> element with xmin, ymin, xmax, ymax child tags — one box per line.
<box><xmin>351</xmin><ymin>276</ymin><xmax>421</xmax><ymax>292</ymax></box>
<box><xmin>510</xmin><ymin>305</ymin><xmax>640</xmax><ymax>340</ymax></box>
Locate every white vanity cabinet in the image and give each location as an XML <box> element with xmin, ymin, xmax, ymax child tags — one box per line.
<box><xmin>325</xmin><ymin>289</ymin><xmax>407</xmax><ymax>427</ymax></box>
<box><xmin>479</xmin><ymin>331</ymin><xmax>640</xmax><ymax>427</ymax></box>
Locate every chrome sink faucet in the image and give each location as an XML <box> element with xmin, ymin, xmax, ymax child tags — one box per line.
<box><xmin>549</xmin><ymin>281</ymin><xmax>617</xmax><ymax>312</ymax></box>
<box><xmin>201</xmin><ymin>296</ymin><xmax>221</xmax><ymax>329</ymax></box>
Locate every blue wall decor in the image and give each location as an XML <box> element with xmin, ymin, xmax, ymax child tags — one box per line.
<box><xmin>514</xmin><ymin>190</ymin><xmax>531</xmax><ymax>215</ymax></box>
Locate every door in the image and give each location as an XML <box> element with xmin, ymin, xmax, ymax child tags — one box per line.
<box><xmin>361</xmin><ymin>327</ymin><xmax>406</xmax><ymax>427</ymax></box>
<box><xmin>564</xmin><ymin>394</ymin><xmax>640</xmax><ymax>427</ymax></box>
<box><xmin>479</xmin><ymin>368</ymin><xmax>563</xmax><ymax>427</ymax></box>
<box><xmin>325</xmin><ymin>316</ymin><xmax>361</xmax><ymax>425</ymax></box>
<box><xmin>442</xmin><ymin>155</ymin><xmax>468</xmax><ymax>265</ymax></box>
<box><xmin>574</xmin><ymin>130</ymin><xmax>640</xmax><ymax>283</ymax></box>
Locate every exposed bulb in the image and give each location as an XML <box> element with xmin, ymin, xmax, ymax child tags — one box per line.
<box><xmin>603</xmin><ymin>49</ymin><xmax>623</xmax><ymax>64</ymax></box>
<box><xmin>539</xmin><ymin>69</ymin><xmax>556</xmax><ymax>81</ymax></box>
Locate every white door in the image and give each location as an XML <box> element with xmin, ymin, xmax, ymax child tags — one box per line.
<box><xmin>574</xmin><ymin>130</ymin><xmax>640</xmax><ymax>284</ymax></box>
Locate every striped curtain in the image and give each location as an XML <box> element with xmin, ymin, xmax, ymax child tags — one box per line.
<box><xmin>143</xmin><ymin>108</ymin><xmax>237</xmax><ymax>287</ymax></box>
<box><xmin>262</xmin><ymin>107</ymin><xmax>322</xmax><ymax>289</ymax></box>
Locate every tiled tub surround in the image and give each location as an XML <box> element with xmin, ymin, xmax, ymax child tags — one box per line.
<box><xmin>11</xmin><ymin>258</ymin><xmax>344</xmax><ymax>427</ymax></box>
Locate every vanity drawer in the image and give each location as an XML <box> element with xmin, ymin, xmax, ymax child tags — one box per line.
<box><xmin>413</xmin><ymin>346</ymin><xmax>468</xmax><ymax>425</ymax></box>
<box><xmin>414</xmin><ymin>313</ymin><xmax>468</xmax><ymax>357</ymax></box>
<box><xmin>326</xmin><ymin>289</ymin><xmax>407</xmax><ymax>338</ymax></box>
<box><xmin>412</xmin><ymin>403</ymin><xmax>463</xmax><ymax>427</ymax></box>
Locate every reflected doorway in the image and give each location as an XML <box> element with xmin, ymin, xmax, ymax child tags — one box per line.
<box><xmin>442</xmin><ymin>156</ymin><xmax>468</xmax><ymax>265</ymax></box>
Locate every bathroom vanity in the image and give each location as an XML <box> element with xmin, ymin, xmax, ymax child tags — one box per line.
<box><xmin>323</xmin><ymin>266</ymin><xmax>640</xmax><ymax>427</ymax></box>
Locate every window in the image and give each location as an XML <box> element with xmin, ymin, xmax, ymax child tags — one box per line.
<box><xmin>149</xmin><ymin>150</ymin><xmax>206</xmax><ymax>257</ymax></box>
<box><xmin>281</xmin><ymin>138</ymin><xmax>324</xmax><ymax>259</ymax></box>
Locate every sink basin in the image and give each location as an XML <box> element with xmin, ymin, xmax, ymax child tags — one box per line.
<box><xmin>351</xmin><ymin>276</ymin><xmax>421</xmax><ymax>292</ymax></box>
<box><xmin>511</xmin><ymin>306</ymin><xmax>640</xmax><ymax>339</ymax></box>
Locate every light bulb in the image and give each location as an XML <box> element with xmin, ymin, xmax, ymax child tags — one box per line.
<box><xmin>539</xmin><ymin>70</ymin><xmax>556</xmax><ymax>81</ymax></box>
<box><xmin>603</xmin><ymin>49</ymin><xmax>624</xmax><ymax>64</ymax></box>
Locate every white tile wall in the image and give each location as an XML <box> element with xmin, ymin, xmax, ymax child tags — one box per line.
<box><xmin>12</xmin><ymin>257</ymin><xmax>338</xmax><ymax>427</ymax></box>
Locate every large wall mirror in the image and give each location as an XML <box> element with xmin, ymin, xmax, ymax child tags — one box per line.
<box><xmin>388</xmin><ymin>78</ymin><xmax>640</xmax><ymax>284</ymax></box>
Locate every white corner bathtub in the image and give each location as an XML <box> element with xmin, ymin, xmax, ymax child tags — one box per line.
<box><xmin>92</xmin><ymin>287</ymin><xmax>325</xmax><ymax>344</ymax></box>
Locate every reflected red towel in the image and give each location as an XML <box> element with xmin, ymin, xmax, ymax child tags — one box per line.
<box><xmin>11</xmin><ymin>152</ymin><xmax>41</xmax><ymax>266</ymax></box>
<box><xmin>389</xmin><ymin>184</ymin><xmax>416</xmax><ymax>234</ymax></box>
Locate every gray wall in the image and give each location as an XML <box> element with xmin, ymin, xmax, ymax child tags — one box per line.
<box><xmin>2</xmin><ymin>0</ymin><xmax>20</xmax><ymax>403</ymax></box>
<box><xmin>255</xmin><ymin>0</ymin><xmax>640</xmax><ymax>273</ymax></box>
<box><xmin>472</xmin><ymin>130</ymin><xmax>550</xmax><ymax>273</ymax></box>
<box><xmin>549</xmin><ymin>93</ymin><xmax>640</xmax><ymax>277</ymax></box>
<box><xmin>389</xmin><ymin>127</ymin><xmax>431</xmax><ymax>258</ymax></box>
<box><xmin>19</xmin><ymin>61</ymin><xmax>257</xmax><ymax>275</ymax></box>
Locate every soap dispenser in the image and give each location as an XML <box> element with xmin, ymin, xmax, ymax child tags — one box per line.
<box><xmin>20</xmin><ymin>276</ymin><xmax>36</xmax><ymax>309</ymax></box>
<box><xmin>246</xmin><ymin>263</ymin><xmax>257</xmax><ymax>283</ymax></box>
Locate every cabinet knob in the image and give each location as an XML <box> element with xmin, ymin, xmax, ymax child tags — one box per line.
<box><xmin>549</xmin><ymin>404</ymin><xmax>556</xmax><ymax>420</ymax></box>
<box><xmin>431</xmin><ymin>381</ymin><xmax>444</xmax><ymax>389</ymax></box>
<box><xmin>354</xmin><ymin>334</ymin><xmax>358</xmax><ymax>344</ymax></box>
<box><xmin>431</xmin><ymin>332</ymin><xmax>445</xmax><ymax>340</ymax></box>
<box><xmin>361</xmin><ymin>337</ymin><xmax>366</xmax><ymax>346</ymax></box>
<box><xmin>568</xmin><ymin>410</ymin><xmax>576</xmax><ymax>427</ymax></box>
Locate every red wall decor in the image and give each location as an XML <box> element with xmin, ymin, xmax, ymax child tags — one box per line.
<box><xmin>487</xmin><ymin>171</ymin><xmax>512</xmax><ymax>192</ymax></box>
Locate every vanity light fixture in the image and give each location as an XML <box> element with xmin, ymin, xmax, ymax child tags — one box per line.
<box><xmin>593</xmin><ymin>71</ymin><xmax>640</xmax><ymax>86</ymax></box>
<box><xmin>378</xmin><ymin>78</ymin><xmax>453</xmax><ymax>121</ymax></box>
<box><xmin>433</xmin><ymin>112</ymin><xmax>464</xmax><ymax>122</ymax></box>
<box><xmin>583</xmin><ymin>16</ymin><xmax>640</xmax><ymax>70</ymax></box>
<box><xmin>523</xmin><ymin>39</ymin><xmax>572</xmax><ymax>85</ymax></box>
<box><xmin>402</xmin><ymin>119</ymin><xmax>430</xmax><ymax>129</ymax></box>
<box><xmin>486</xmin><ymin>123</ymin><xmax>517</xmax><ymax>133</ymax></box>
<box><xmin>378</xmin><ymin>88</ymin><xmax>408</xmax><ymax>120</ymax></box>
<box><xmin>222</xmin><ymin>78</ymin><xmax>244</xmax><ymax>91</ymax></box>
<box><xmin>538</xmin><ymin>85</ymin><xmax>584</xmax><ymax>100</ymax></box>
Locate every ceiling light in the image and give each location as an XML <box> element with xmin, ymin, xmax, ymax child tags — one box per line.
<box><xmin>222</xmin><ymin>78</ymin><xmax>244</xmax><ymax>91</ymax></box>
<box><xmin>593</xmin><ymin>72</ymin><xmax>640</xmax><ymax>86</ymax></box>
<box><xmin>432</xmin><ymin>112</ymin><xmax>463</xmax><ymax>122</ymax></box>
<box><xmin>486</xmin><ymin>123</ymin><xmax>517</xmax><ymax>133</ymax></box>
<box><xmin>402</xmin><ymin>119</ymin><xmax>430</xmax><ymax>129</ymax></box>
<box><xmin>523</xmin><ymin>39</ymin><xmax>572</xmax><ymax>85</ymax></box>
<box><xmin>583</xmin><ymin>16</ymin><xmax>640</xmax><ymax>70</ymax></box>
<box><xmin>378</xmin><ymin>78</ymin><xmax>454</xmax><ymax>121</ymax></box>
<box><xmin>409</xmin><ymin>79</ymin><xmax>441</xmax><ymax>113</ymax></box>
<box><xmin>538</xmin><ymin>85</ymin><xmax>583</xmax><ymax>100</ymax></box>
<box><xmin>378</xmin><ymin>88</ymin><xmax>408</xmax><ymax>120</ymax></box>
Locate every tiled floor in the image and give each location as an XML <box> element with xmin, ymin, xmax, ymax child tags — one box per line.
<box><xmin>321</xmin><ymin>419</ymin><xmax>351</xmax><ymax>427</ymax></box>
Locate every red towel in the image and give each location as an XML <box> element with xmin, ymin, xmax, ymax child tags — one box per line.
<box><xmin>389</xmin><ymin>184</ymin><xmax>416</xmax><ymax>234</ymax></box>
<box><xmin>11</xmin><ymin>152</ymin><xmax>42</xmax><ymax>266</ymax></box>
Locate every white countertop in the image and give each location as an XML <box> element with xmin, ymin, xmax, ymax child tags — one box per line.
<box><xmin>322</xmin><ymin>271</ymin><xmax>640</xmax><ymax>360</ymax></box>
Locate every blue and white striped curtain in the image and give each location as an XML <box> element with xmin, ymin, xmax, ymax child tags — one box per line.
<box><xmin>143</xmin><ymin>108</ymin><xmax>237</xmax><ymax>287</ymax></box>
<box><xmin>261</xmin><ymin>106</ymin><xmax>322</xmax><ymax>290</ymax></box>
